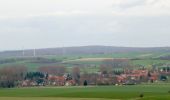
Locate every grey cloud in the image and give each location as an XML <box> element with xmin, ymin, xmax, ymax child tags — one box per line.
<box><xmin>0</xmin><ymin>14</ymin><xmax>170</xmax><ymax>50</ymax></box>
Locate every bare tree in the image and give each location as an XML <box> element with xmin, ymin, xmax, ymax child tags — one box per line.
<box><xmin>72</xmin><ymin>67</ymin><xmax>80</xmax><ymax>85</ymax></box>
<box><xmin>102</xmin><ymin>59</ymin><xmax>131</xmax><ymax>68</ymax></box>
<box><xmin>0</xmin><ymin>65</ymin><xmax>27</xmax><ymax>88</ymax></box>
<box><xmin>38</xmin><ymin>66</ymin><xmax>66</xmax><ymax>76</ymax></box>
<box><xmin>100</xmin><ymin>64</ymin><xmax>111</xmax><ymax>75</ymax></box>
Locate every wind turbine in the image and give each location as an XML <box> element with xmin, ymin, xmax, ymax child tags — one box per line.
<box><xmin>33</xmin><ymin>48</ymin><xmax>36</xmax><ymax>57</ymax></box>
<box><xmin>22</xmin><ymin>46</ymin><xmax>25</xmax><ymax>57</ymax></box>
<box><xmin>62</xmin><ymin>45</ymin><xmax>66</xmax><ymax>56</ymax></box>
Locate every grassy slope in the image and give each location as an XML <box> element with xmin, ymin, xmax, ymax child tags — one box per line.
<box><xmin>0</xmin><ymin>51</ymin><xmax>170</xmax><ymax>71</ymax></box>
<box><xmin>0</xmin><ymin>85</ymin><xmax>170</xmax><ymax>100</ymax></box>
<box><xmin>132</xmin><ymin>59</ymin><xmax>170</xmax><ymax>66</ymax></box>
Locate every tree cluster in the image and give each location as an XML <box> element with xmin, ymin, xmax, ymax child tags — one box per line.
<box><xmin>0</xmin><ymin>66</ymin><xmax>27</xmax><ymax>88</ymax></box>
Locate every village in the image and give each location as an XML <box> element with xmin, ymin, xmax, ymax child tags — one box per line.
<box><xmin>20</xmin><ymin>65</ymin><xmax>170</xmax><ymax>87</ymax></box>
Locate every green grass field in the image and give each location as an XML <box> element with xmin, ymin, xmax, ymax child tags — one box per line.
<box><xmin>0</xmin><ymin>97</ymin><xmax>110</xmax><ymax>100</ymax></box>
<box><xmin>0</xmin><ymin>51</ymin><xmax>170</xmax><ymax>72</ymax></box>
<box><xmin>0</xmin><ymin>84</ymin><xmax>170</xmax><ymax>100</ymax></box>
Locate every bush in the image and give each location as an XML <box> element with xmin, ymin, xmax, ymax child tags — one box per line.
<box><xmin>83</xmin><ymin>80</ymin><xmax>88</xmax><ymax>86</ymax></box>
<box><xmin>139</xmin><ymin>93</ymin><xmax>144</xmax><ymax>98</ymax></box>
<box><xmin>168</xmin><ymin>90</ymin><xmax>170</xmax><ymax>94</ymax></box>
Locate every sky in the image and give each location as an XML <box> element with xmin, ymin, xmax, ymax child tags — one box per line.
<box><xmin>0</xmin><ymin>0</ymin><xmax>170</xmax><ymax>50</ymax></box>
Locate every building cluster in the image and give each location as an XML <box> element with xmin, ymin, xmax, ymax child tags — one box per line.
<box><xmin>21</xmin><ymin>73</ymin><xmax>76</xmax><ymax>87</ymax></box>
<box><xmin>20</xmin><ymin>66</ymin><xmax>170</xmax><ymax>87</ymax></box>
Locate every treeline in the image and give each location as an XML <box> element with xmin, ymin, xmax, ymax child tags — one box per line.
<box><xmin>0</xmin><ymin>58</ymin><xmax>19</xmax><ymax>64</ymax></box>
<box><xmin>0</xmin><ymin>65</ymin><xmax>81</xmax><ymax>88</ymax></box>
<box><xmin>2</xmin><ymin>58</ymin><xmax>168</xmax><ymax>88</ymax></box>
<box><xmin>30</xmin><ymin>57</ymin><xmax>62</xmax><ymax>63</ymax></box>
<box><xmin>0</xmin><ymin>57</ymin><xmax>62</xmax><ymax>66</ymax></box>
<box><xmin>0</xmin><ymin>66</ymin><xmax>27</xmax><ymax>88</ymax></box>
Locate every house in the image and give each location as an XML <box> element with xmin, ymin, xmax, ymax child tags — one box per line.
<box><xmin>21</xmin><ymin>80</ymin><xmax>37</xmax><ymax>87</ymax></box>
<box><xmin>21</xmin><ymin>80</ymin><xmax>30</xmax><ymax>87</ymax></box>
<box><xmin>65</xmin><ymin>80</ymin><xmax>76</xmax><ymax>86</ymax></box>
<box><xmin>115</xmin><ymin>70</ymin><xmax>149</xmax><ymax>84</ymax></box>
<box><xmin>116</xmin><ymin>75</ymin><xmax>126</xmax><ymax>83</ymax></box>
<box><xmin>149</xmin><ymin>72</ymin><xmax>159</xmax><ymax>82</ymax></box>
<box><xmin>48</xmin><ymin>75</ymin><xmax>65</xmax><ymax>86</ymax></box>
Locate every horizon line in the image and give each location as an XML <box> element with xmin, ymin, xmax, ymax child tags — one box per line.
<box><xmin>1</xmin><ymin>45</ymin><xmax>170</xmax><ymax>52</ymax></box>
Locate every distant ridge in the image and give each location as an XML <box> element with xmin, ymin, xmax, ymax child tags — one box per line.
<box><xmin>0</xmin><ymin>46</ymin><xmax>170</xmax><ymax>58</ymax></box>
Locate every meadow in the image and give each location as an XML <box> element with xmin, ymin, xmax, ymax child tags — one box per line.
<box><xmin>0</xmin><ymin>84</ymin><xmax>170</xmax><ymax>100</ymax></box>
<box><xmin>0</xmin><ymin>52</ymin><xmax>170</xmax><ymax>100</ymax></box>
<box><xmin>0</xmin><ymin>51</ymin><xmax>170</xmax><ymax>72</ymax></box>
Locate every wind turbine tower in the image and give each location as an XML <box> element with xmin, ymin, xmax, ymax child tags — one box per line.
<box><xmin>22</xmin><ymin>47</ymin><xmax>25</xmax><ymax>57</ymax></box>
<box><xmin>33</xmin><ymin>48</ymin><xmax>36</xmax><ymax>57</ymax></box>
<box><xmin>62</xmin><ymin>45</ymin><xmax>66</xmax><ymax>56</ymax></box>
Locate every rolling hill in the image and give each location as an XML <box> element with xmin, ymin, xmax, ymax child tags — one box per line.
<box><xmin>0</xmin><ymin>46</ymin><xmax>170</xmax><ymax>58</ymax></box>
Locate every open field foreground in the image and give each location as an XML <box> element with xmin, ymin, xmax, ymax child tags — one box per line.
<box><xmin>0</xmin><ymin>85</ymin><xmax>170</xmax><ymax>100</ymax></box>
<box><xmin>0</xmin><ymin>97</ymin><xmax>112</xmax><ymax>100</ymax></box>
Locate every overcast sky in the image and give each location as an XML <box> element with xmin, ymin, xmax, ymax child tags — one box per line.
<box><xmin>0</xmin><ymin>0</ymin><xmax>170</xmax><ymax>50</ymax></box>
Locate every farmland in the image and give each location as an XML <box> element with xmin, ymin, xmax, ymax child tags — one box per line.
<box><xmin>0</xmin><ymin>49</ymin><xmax>170</xmax><ymax>99</ymax></box>
<box><xmin>0</xmin><ymin>84</ymin><xmax>170</xmax><ymax>100</ymax></box>
<box><xmin>1</xmin><ymin>0</ymin><xmax>170</xmax><ymax>98</ymax></box>
<box><xmin>0</xmin><ymin>51</ymin><xmax>170</xmax><ymax>71</ymax></box>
